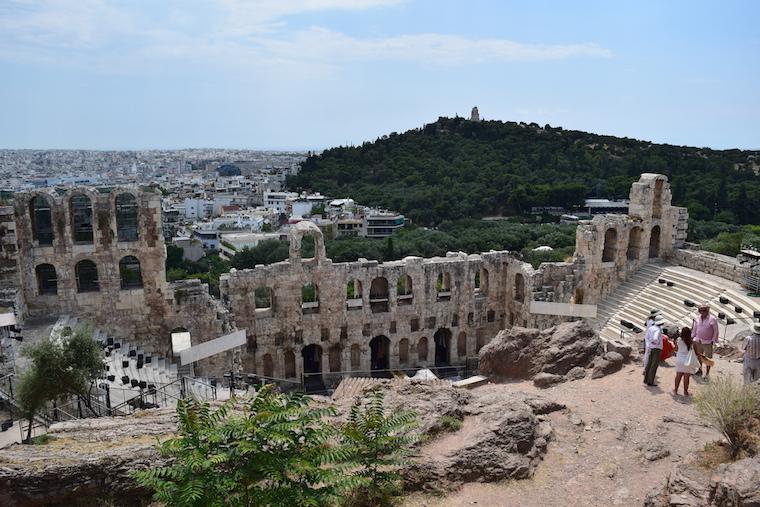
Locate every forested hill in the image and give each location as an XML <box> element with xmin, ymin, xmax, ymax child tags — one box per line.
<box><xmin>287</xmin><ymin>117</ymin><xmax>760</xmax><ymax>226</ymax></box>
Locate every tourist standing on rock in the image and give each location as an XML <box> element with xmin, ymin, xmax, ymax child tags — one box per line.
<box><xmin>744</xmin><ymin>322</ymin><xmax>760</xmax><ymax>384</ymax></box>
<box><xmin>673</xmin><ymin>327</ymin><xmax>695</xmax><ymax>396</ymax></box>
<box><xmin>692</xmin><ymin>303</ymin><xmax>719</xmax><ymax>379</ymax></box>
<box><xmin>644</xmin><ymin>315</ymin><xmax>666</xmax><ymax>386</ymax></box>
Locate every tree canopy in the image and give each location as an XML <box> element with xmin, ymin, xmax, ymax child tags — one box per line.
<box><xmin>287</xmin><ymin>117</ymin><xmax>760</xmax><ymax>226</ymax></box>
<box><xmin>16</xmin><ymin>323</ymin><xmax>103</xmax><ymax>441</ymax></box>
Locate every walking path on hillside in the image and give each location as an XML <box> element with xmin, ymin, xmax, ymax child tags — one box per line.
<box><xmin>403</xmin><ymin>355</ymin><xmax>744</xmax><ymax>507</ymax></box>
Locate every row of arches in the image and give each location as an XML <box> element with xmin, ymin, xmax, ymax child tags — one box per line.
<box><xmin>29</xmin><ymin>192</ymin><xmax>138</xmax><ymax>246</ymax></box>
<box><xmin>34</xmin><ymin>256</ymin><xmax>143</xmax><ymax>295</ymax></box>
<box><xmin>602</xmin><ymin>225</ymin><xmax>661</xmax><ymax>263</ymax></box>
<box><xmin>257</xmin><ymin>327</ymin><xmax>490</xmax><ymax>379</ymax></box>
<box><xmin>251</xmin><ymin>268</ymin><xmax>524</xmax><ymax>314</ymax></box>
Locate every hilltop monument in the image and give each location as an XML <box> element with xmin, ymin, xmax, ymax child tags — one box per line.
<box><xmin>470</xmin><ymin>106</ymin><xmax>480</xmax><ymax>121</ymax></box>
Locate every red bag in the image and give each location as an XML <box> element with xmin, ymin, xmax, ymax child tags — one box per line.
<box><xmin>660</xmin><ymin>337</ymin><xmax>674</xmax><ymax>361</ymax></box>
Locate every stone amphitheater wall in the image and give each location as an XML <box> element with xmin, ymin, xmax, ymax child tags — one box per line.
<box><xmin>12</xmin><ymin>173</ymin><xmax>691</xmax><ymax>380</ymax></box>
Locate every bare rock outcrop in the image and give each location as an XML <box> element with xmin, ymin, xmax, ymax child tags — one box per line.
<box><xmin>645</xmin><ymin>452</ymin><xmax>760</xmax><ymax>506</ymax></box>
<box><xmin>479</xmin><ymin>321</ymin><xmax>603</xmax><ymax>380</ymax></box>
<box><xmin>0</xmin><ymin>409</ymin><xmax>176</xmax><ymax>507</ymax></box>
<box><xmin>404</xmin><ymin>387</ymin><xmax>563</xmax><ymax>493</ymax></box>
<box><xmin>330</xmin><ymin>378</ymin><xmax>471</xmax><ymax>437</ymax></box>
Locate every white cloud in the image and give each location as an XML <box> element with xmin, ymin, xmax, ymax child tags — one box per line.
<box><xmin>257</xmin><ymin>28</ymin><xmax>611</xmax><ymax>65</ymax></box>
<box><xmin>215</xmin><ymin>0</ymin><xmax>406</xmax><ymax>34</ymax></box>
<box><xmin>0</xmin><ymin>0</ymin><xmax>611</xmax><ymax>72</ymax></box>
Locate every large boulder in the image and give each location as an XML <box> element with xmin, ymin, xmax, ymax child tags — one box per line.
<box><xmin>591</xmin><ymin>351</ymin><xmax>624</xmax><ymax>379</ymax></box>
<box><xmin>479</xmin><ymin>320</ymin><xmax>603</xmax><ymax>379</ymax></box>
<box><xmin>606</xmin><ymin>339</ymin><xmax>633</xmax><ymax>361</ymax></box>
<box><xmin>403</xmin><ymin>389</ymin><xmax>560</xmax><ymax>493</ymax></box>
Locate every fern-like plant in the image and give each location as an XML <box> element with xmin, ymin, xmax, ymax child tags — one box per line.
<box><xmin>133</xmin><ymin>385</ymin><xmax>361</xmax><ymax>506</ymax></box>
<box><xmin>340</xmin><ymin>387</ymin><xmax>418</xmax><ymax>507</ymax></box>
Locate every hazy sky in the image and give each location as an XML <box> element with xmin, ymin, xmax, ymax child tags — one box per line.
<box><xmin>1</xmin><ymin>0</ymin><xmax>758</xmax><ymax>151</ymax></box>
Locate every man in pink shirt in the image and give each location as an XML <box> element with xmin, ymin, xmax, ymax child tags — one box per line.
<box><xmin>692</xmin><ymin>303</ymin><xmax>719</xmax><ymax>378</ymax></box>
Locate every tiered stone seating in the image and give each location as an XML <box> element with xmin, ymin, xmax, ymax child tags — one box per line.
<box><xmin>85</xmin><ymin>326</ymin><xmax>184</xmax><ymax>407</ymax></box>
<box><xmin>595</xmin><ymin>264</ymin><xmax>760</xmax><ymax>345</ymax></box>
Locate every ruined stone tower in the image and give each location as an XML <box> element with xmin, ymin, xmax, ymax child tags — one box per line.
<box><xmin>470</xmin><ymin>107</ymin><xmax>480</xmax><ymax>122</ymax></box>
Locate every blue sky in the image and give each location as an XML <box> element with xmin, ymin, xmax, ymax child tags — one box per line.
<box><xmin>0</xmin><ymin>0</ymin><xmax>758</xmax><ymax>151</ymax></box>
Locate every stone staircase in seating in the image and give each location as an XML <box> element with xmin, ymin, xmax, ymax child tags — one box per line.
<box><xmin>593</xmin><ymin>263</ymin><xmax>760</xmax><ymax>345</ymax></box>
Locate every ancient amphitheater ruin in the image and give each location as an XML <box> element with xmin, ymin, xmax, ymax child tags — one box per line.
<box><xmin>13</xmin><ymin>172</ymin><xmax>746</xmax><ymax>391</ymax></box>
<box><xmin>5</xmin><ymin>172</ymin><xmax>760</xmax><ymax>506</ymax></box>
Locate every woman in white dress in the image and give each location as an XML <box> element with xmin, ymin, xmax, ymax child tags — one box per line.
<box><xmin>673</xmin><ymin>327</ymin><xmax>694</xmax><ymax>396</ymax></box>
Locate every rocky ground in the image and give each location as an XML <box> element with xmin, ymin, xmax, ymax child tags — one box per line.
<box><xmin>401</xmin><ymin>354</ymin><xmax>746</xmax><ymax>507</ymax></box>
<box><xmin>0</xmin><ymin>320</ymin><xmax>753</xmax><ymax>507</ymax></box>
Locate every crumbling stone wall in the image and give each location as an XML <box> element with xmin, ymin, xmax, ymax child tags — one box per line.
<box><xmin>667</xmin><ymin>249</ymin><xmax>749</xmax><ymax>286</ymax></box>
<box><xmin>11</xmin><ymin>173</ymin><xmax>689</xmax><ymax>381</ymax></box>
<box><xmin>0</xmin><ymin>205</ymin><xmax>19</xmax><ymax>308</ymax></box>
<box><xmin>572</xmin><ymin>173</ymin><xmax>687</xmax><ymax>303</ymax></box>
<box><xmin>14</xmin><ymin>187</ymin><xmax>171</xmax><ymax>344</ymax></box>
<box><xmin>219</xmin><ymin>222</ymin><xmax>545</xmax><ymax>380</ymax></box>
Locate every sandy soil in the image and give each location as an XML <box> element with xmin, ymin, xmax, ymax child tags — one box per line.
<box><xmin>403</xmin><ymin>354</ymin><xmax>743</xmax><ymax>507</ymax></box>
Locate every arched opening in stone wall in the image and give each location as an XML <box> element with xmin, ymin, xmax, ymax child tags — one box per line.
<box><xmin>417</xmin><ymin>336</ymin><xmax>428</xmax><ymax>363</ymax></box>
<box><xmin>480</xmin><ymin>268</ymin><xmax>490</xmax><ymax>295</ymax></box>
<box><xmin>300</xmin><ymin>234</ymin><xmax>315</xmax><ymax>260</ymax></box>
<box><xmin>574</xmin><ymin>288</ymin><xmax>585</xmax><ymax>305</ymax></box>
<box><xmin>370</xmin><ymin>335</ymin><xmax>391</xmax><ymax>377</ymax></box>
<box><xmin>75</xmin><ymin>259</ymin><xmax>99</xmax><ymax>292</ymax></box>
<box><xmin>284</xmin><ymin>349</ymin><xmax>296</xmax><ymax>378</ymax></box>
<box><xmin>346</xmin><ymin>279</ymin><xmax>362</xmax><ymax>298</ymax></box>
<box><xmin>436</xmin><ymin>272</ymin><xmax>451</xmax><ymax>300</ymax></box>
<box><xmin>115</xmin><ymin>193</ymin><xmax>138</xmax><ymax>242</ymax></box>
<box><xmin>433</xmin><ymin>328</ymin><xmax>451</xmax><ymax>367</ymax></box>
<box><xmin>369</xmin><ymin>277</ymin><xmax>389</xmax><ymax>313</ymax></box>
<box><xmin>254</xmin><ymin>287</ymin><xmax>273</xmax><ymax>310</ymax></box>
<box><xmin>30</xmin><ymin>196</ymin><xmax>54</xmax><ymax>245</ymax></box>
<box><xmin>301</xmin><ymin>283</ymin><xmax>319</xmax><ymax>314</ymax></box>
<box><xmin>457</xmin><ymin>331</ymin><xmax>467</xmax><ymax>358</ymax></box>
<box><xmin>397</xmin><ymin>275</ymin><xmax>413</xmax><ymax>305</ymax></box>
<box><xmin>649</xmin><ymin>225</ymin><xmax>661</xmax><ymax>258</ymax></box>
<box><xmin>476</xmin><ymin>329</ymin><xmax>487</xmax><ymax>352</ymax></box>
<box><xmin>328</xmin><ymin>344</ymin><xmax>341</xmax><ymax>372</ymax></box>
<box><xmin>602</xmin><ymin>228</ymin><xmax>618</xmax><ymax>262</ymax></box>
<box><xmin>627</xmin><ymin>227</ymin><xmax>642</xmax><ymax>260</ymax></box>
<box><xmin>70</xmin><ymin>194</ymin><xmax>94</xmax><ymax>244</ymax></box>
<box><xmin>302</xmin><ymin>344</ymin><xmax>323</xmax><ymax>391</ymax></box>
<box><xmin>35</xmin><ymin>263</ymin><xmax>57</xmax><ymax>295</ymax></box>
<box><xmin>119</xmin><ymin>256</ymin><xmax>143</xmax><ymax>289</ymax></box>
<box><xmin>514</xmin><ymin>273</ymin><xmax>525</xmax><ymax>303</ymax></box>
<box><xmin>398</xmin><ymin>338</ymin><xmax>409</xmax><ymax>365</ymax></box>
<box><xmin>262</xmin><ymin>353</ymin><xmax>274</xmax><ymax>377</ymax></box>
<box><xmin>350</xmin><ymin>344</ymin><xmax>361</xmax><ymax>370</ymax></box>
<box><xmin>652</xmin><ymin>179</ymin><xmax>664</xmax><ymax>219</ymax></box>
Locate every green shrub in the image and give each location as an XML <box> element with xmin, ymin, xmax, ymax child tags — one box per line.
<box><xmin>437</xmin><ymin>415</ymin><xmax>463</xmax><ymax>433</ymax></box>
<box><xmin>29</xmin><ymin>434</ymin><xmax>54</xmax><ymax>445</ymax></box>
<box><xmin>695</xmin><ymin>376</ymin><xmax>760</xmax><ymax>457</ymax></box>
<box><xmin>340</xmin><ymin>387</ymin><xmax>418</xmax><ymax>507</ymax></box>
<box><xmin>133</xmin><ymin>386</ymin><xmax>359</xmax><ymax>507</ymax></box>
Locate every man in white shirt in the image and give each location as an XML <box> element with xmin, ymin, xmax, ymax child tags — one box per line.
<box><xmin>642</xmin><ymin>309</ymin><xmax>662</xmax><ymax>375</ymax></box>
<box><xmin>644</xmin><ymin>315</ymin><xmax>665</xmax><ymax>386</ymax></box>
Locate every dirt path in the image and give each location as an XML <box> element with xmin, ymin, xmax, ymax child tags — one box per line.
<box><xmin>403</xmin><ymin>355</ymin><xmax>743</xmax><ymax>507</ymax></box>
